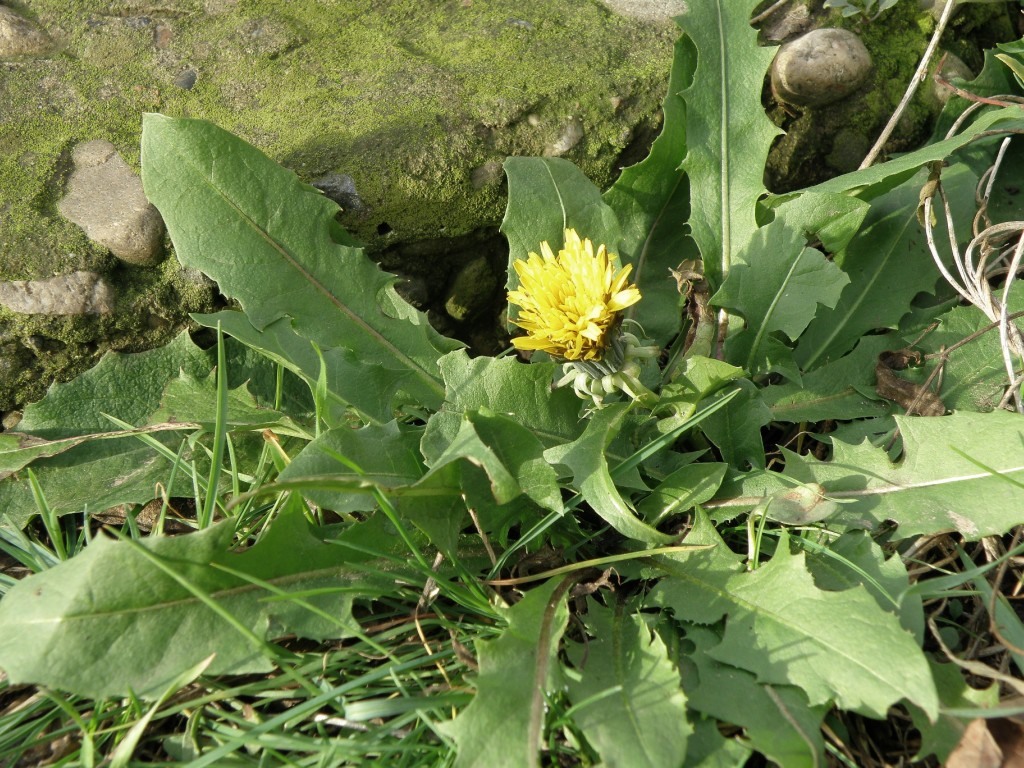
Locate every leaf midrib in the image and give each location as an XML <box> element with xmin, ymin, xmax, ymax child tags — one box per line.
<box><xmin>19</xmin><ymin>562</ymin><xmax>372</xmax><ymax>625</ymax></box>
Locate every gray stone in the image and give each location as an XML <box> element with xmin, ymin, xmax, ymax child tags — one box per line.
<box><xmin>58</xmin><ymin>140</ymin><xmax>166</xmax><ymax>266</ymax></box>
<box><xmin>0</xmin><ymin>271</ymin><xmax>114</xmax><ymax>315</ymax></box>
<box><xmin>0</xmin><ymin>6</ymin><xmax>51</xmax><ymax>58</ymax></box>
<box><xmin>312</xmin><ymin>173</ymin><xmax>367</xmax><ymax>216</ymax></box>
<box><xmin>771</xmin><ymin>28</ymin><xmax>872</xmax><ymax>108</ymax></box>
<box><xmin>599</xmin><ymin>0</ymin><xmax>688</xmax><ymax>22</ymax></box>
<box><xmin>445</xmin><ymin>257</ymin><xmax>497</xmax><ymax>322</ymax></box>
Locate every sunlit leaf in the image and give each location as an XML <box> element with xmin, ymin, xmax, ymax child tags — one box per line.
<box><xmin>565</xmin><ymin>602</ymin><xmax>689</xmax><ymax>768</ymax></box>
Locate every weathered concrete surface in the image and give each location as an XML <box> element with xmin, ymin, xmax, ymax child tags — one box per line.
<box><xmin>0</xmin><ymin>0</ymin><xmax>679</xmax><ymax>411</ymax></box>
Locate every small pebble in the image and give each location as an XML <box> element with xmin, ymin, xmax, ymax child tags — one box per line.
<box><xmin>312</xmin><ymin>173</ymin><xmax>366</xmax><ymax>214</ymax></box>
<box><xmin>544</xmin><ymin>117</ymin><xmax>584</xmax><ymax>157</ymax></box>
<box><xmin>771</xmin><ymin>28</ymin><xmax>872</xmax><ymax>108</ymax></box>
<box><xmin>173</xmin><ymin>68</ymin><xmax>197</xmax><ymax>89</ymax></box>
<box><xmin>0</xmin><ymin>271</ymin><xmax>115</xmax><ymax>315</ymax></box>
<box><xmin>58</xmin><ymin>139</ymin><xmax>166</xmax><ymax>266</ymax></box>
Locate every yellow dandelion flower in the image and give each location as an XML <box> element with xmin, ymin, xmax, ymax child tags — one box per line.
<box><xmin>507</xmin><ymin>229</ymin><xmax>641</xmax><ymax>361</ymax></box>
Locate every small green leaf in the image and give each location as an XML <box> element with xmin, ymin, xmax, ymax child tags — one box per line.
<box><xmin>153</xmin><ymin>372</ymin><xmax>294</xmax><ymax>432</ymax></box>
<box><xmin>501</xmin><ymin>157</ymin><xmax>622</xmax><ymax>299</ymax></box>
<box><xmin>278</xmin><ymin>421</ymin><xmax>427</xmax><ymax>513</ymax></box>
<box><xmin>636</xmin><ymin>462</ymin><xmax>726</xmax><ymax>523</ymax></box>
<box><xmin>910</xmin><ymin>659</ymin><xmax>999</xmax><ymax>764</ymax></box>
<box><xmin>441</xmin><ymin>578</ymin><xmax>570</xmax><ymax>768</ymax></box>
<box><xmin>17</xmin><ymin>332</ymin><xmax>212</xmax><ymax>439</ymax></box>
<box><xmin>699</xmin><ymin>381</ymin><xmax>772</xmax><ymax>470</ymax></box>
<box><xmin>762</xmin><ymin>335</ymin><xmax>894</xmax><ymax>422</ymax></box>
<box><xmin>714</xmin><ymin>217</ymin><xmax>849</xmax><ymax>376</ymax></box>
<box><xmin>565</xmin><ymin>602</ymin><xmax>689</xmax><ymax>768</ymax></box>
<box><xmin>684</xmin><ymin>717</ymin><xmax>752</xmax><ymax>767</ymax></box>
<box><xmin>424</xmin><ymin>352</ymin><xmax>584</xmax><ymax>462</ymax></box>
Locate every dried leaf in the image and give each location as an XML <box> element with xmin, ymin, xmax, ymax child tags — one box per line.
<box><xmin>875</xmin><ymin>349</ymin><xmax>947</xmax><ymax>416</ymax></box>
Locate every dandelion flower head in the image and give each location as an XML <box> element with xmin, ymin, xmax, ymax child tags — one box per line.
<box><xmin>507</xmin><ymin>229</ymin><xmax>641</xmax><ymax>361</ymax></box>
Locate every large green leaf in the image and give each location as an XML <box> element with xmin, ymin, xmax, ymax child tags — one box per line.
<box><xmin>699</xmin><ymin>381</ymin><xmax>772</xmax><ymax>470</ymax></box>
<box><xmin>501</xmin><ymin>157</ymin><xmax>622</xmax><ymax>299</ymax></box>
<box><xmin>141</xmin><ymin>115</ymin><xmax>459</xmax><ymax>411</ymax></box>
<box><xmin>651</xmin><ymin>535</ymin><xmax>938</xmax><ymax>719</ymax></box>
<box><xmin>603</xmin><ymin>33</ymin><xmax>696</xmax><ymax>346</ymax></box>
<box><xmin>564</xmin><ymin>602</ymin><xmax>689</xmax><ymax>768</ymax></box>
<box><xmin>713</xmin><ymin>216</ymin><xmax>849</xmax><ymax>376</ymax></box>
<box><xmin>0</xmin><ymin>510</ymin><xmax>398</xmax><ymax>698</ymax></box>
<box><xmin>676</xmin><ymin>0</ymin><xmax>780</xmax><ymax>285</ymax></box>
<box><xmin>441</xmin><ymin>578</ymin><xmax>570</xmax><ymax>768</ymax></box>
<box><xmin>783</xmin><ymin>410</ymin><xmax>1024</xmax><ymax>539</ymax></box>
<box><xmin>683</xmin><ymin>625</ymin><xmax>827</xmax><ymax>768</ymax></box>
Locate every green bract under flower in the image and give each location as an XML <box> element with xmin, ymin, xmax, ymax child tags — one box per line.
<box><xmin>507</xmin><ymin>229</ymin><xmax>641</xmax><ymax>361</ymax></box>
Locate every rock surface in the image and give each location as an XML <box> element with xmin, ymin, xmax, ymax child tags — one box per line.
<box><xmin>599</xmin><ymin>0</ymin><xmax>688</xmax><ymax>21</ymax></box>
<box><xmin>771</xmin><ymin>28</ymin><xmax>873</xmax><ymax>108</ymax></box>
<box><xmin>0</xmin><ymin>6</ymin><xmax>51</xmax><ymax>58</ymax></box>
<box><xmin>0</xmin><ymin>272</ymin><xmax>114</xmax><ymax>315</ymax></box>
<box><xmin>58</xmin><ymin>140</ymin><xmax>166</xmax><ymax>266</ymax></box>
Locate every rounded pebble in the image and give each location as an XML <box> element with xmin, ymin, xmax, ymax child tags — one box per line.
<box><xmin>544</xmin><ymin>117</ymin><xmax>584</xmax><ymax>157</ymax></box>
<box><xmin>58</xmin><ymin>139</ymin><xmax>166</xmax><ymax>266</ymax></box>
<box><xmin>771</xmin><ymin>28</ymin><xmax>872</xmax><ymax>108</ymax></box>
